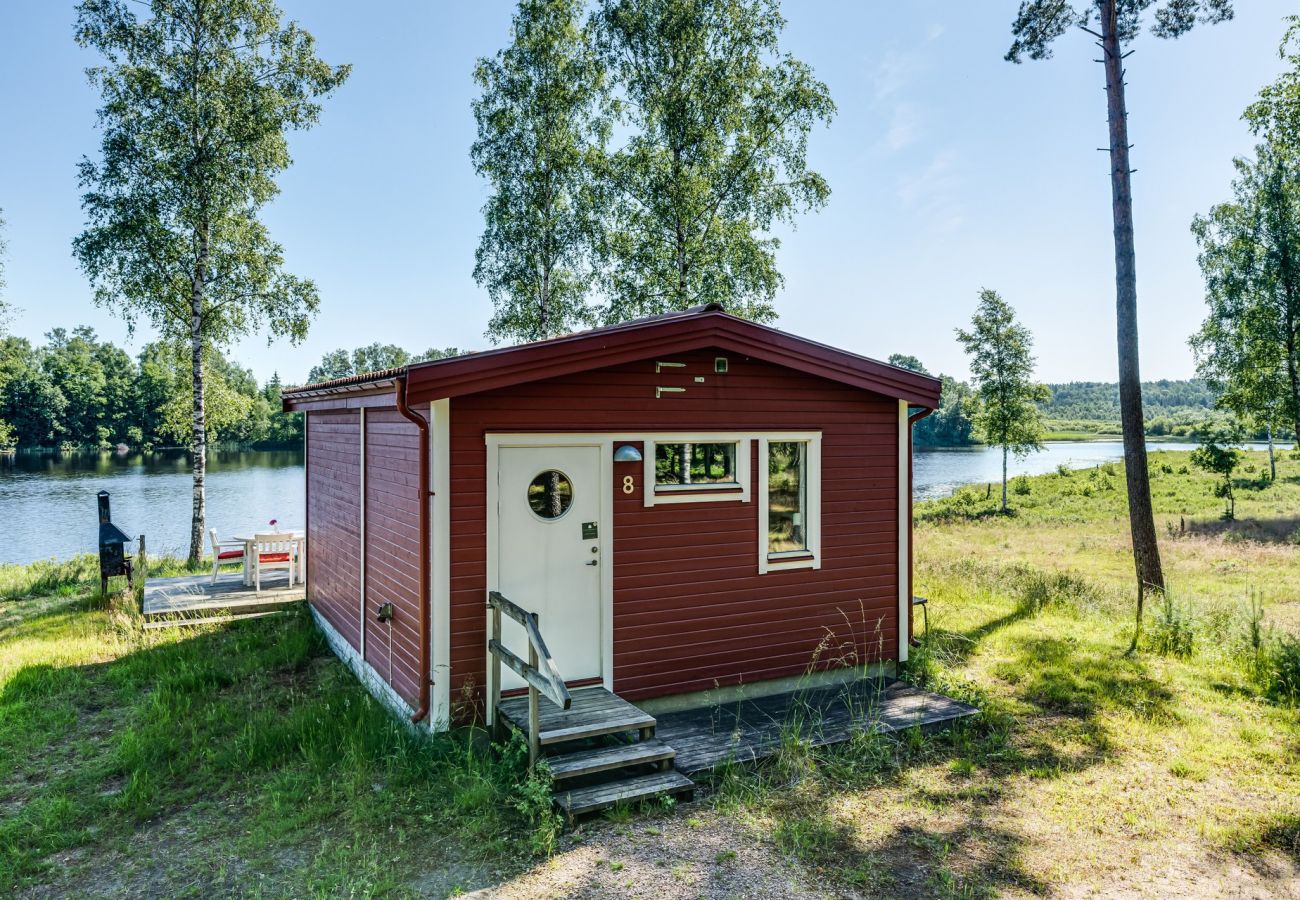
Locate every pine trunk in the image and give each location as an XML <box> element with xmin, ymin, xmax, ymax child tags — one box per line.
<box><xmin>1101</xmin><ymin>0</ymin><xmax>1164</xmax><ymax>649</ymax></box>
<box><xmin>188</xmin><ymin>234</ymin><xmax>208</xmax><ymax>565</ymax></box>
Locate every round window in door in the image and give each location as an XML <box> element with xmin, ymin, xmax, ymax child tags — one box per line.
<box><xmin>527</xmin><ymin>470</ymin><xmax>573</xmax><ymax>520</ymax></box>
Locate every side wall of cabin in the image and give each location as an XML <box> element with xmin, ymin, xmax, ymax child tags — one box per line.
<box><xmin>448</xmin><ymin>348</ymin><xmax>902</xmax><ymax>712</ymax></box>
<box><xmin>305</xmin><ymin>407</ymin><xmax>425</xmax><ymax>711</ymax></box>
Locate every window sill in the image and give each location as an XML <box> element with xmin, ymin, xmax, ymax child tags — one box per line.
<box><xmin>654</xmin><ymin>482</ymin><xmax>742</xmax><ymax>493</ymax></box>
<box><xmin>650</xmin><ymin>484</ymin><xmax>746</xmax><ymax>505</ymax></box>
<box><xmin>763</xmin><ymin>551</ymin><xmax>817</xmax><ymax>572</ymax></box>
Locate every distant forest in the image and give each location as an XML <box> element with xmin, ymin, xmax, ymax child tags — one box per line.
<box><xmin>0</xmin><ymin>330</ymin><xmax>457</xmax><ymax>453</ymax></box>
<box><xmin>1040</xmin><ymin>379</ymin><xmax>1216</xmax><ymax>424</ymax></box>
<box><xmin>905</xmin><ymin>363</ymin><xmax>1290</xmax><ymax>448</ymax></box>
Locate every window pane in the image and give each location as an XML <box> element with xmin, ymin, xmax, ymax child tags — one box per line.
<box><xmin>527</xmin><ymin>470</ymin><xmax>573</xmax><ymax>519</ymax></box>
<box><xmin>655</xmin><ymin>442</ymin><xmax>737</xmax><ymax>486</ymax></box>
<box><xmin>768</xmin><ymin>442</ymin><xmax>807</xmax><ymax>553</ymax></box>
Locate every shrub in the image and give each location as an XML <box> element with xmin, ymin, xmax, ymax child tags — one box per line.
<box><xmin>1011</xmin><ymin>475</ymin><xmax>1031</xmax><ymax>496</ymax></box>
<box><xmin>1265</xmin><ymin>637</ymin><xmax>1300</xmax><ymax>705</ymax></box>
<box><xmin>1056</xmin><ymin>463</ymin><xmax>1072</xmax><ymax>477</ymax></box>
<box><xmin>1147</xmin><ymin>593</ymin><xmax>1195</xmax><ymax>659</ymax></box>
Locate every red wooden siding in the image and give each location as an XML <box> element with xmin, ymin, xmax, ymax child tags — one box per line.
<box><xmin>449</xmin><ymin>348</ymin><xmax>900</xmax><ymax>708</ymax></box>
<box><xmin>362</xmin><ymin>410</ymin><xmax>424</xmax><ymax>707</ymax></box>
<box><xmin>307</xmin><ymin>411</ymin><xmax>362</xmax><ymax>650</ymax></box>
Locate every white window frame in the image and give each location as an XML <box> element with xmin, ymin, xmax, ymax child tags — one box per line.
<box><xmin>641</xmin><ymin>433</ymin><xmax>752</xmax><ymax>507</ymax></box>
<box><xmin>757</xmin><ymin>433</ymin><xmax>822</xmax><ymax>574</ymax></box>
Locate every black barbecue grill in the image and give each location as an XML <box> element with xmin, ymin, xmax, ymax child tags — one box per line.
<box><xmin>97</xmin><ymin>490</ymin><xmax>134</xmax><ymax>594</ymax></box>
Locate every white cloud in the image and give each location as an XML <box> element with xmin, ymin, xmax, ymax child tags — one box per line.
<box><xmin>871</xmin><ymin>49</ymin><xmax>919</xmax><ymax>102</ymax></box>
<box><xmin>881</xmin><ymin>102</ymin><xmax>921</xmax><ymax>152</ymax></box>
<box><xmin>897</xmin><ymin>151</ymin><xmax>965</xmax><ymax>232</ymax></box>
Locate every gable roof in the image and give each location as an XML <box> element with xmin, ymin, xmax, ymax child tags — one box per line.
<box><xmin>282</xmin><ymin>305</ymin><xmax>942</xmax><ymax>411</ymax></box>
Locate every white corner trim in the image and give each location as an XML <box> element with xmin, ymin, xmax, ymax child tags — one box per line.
<box><xmin>756</xmin><ymin>433</ymin><xmax>822</xmax><ymax>575</ymax></box>
<box><xmin>897</xmin><ymin>399</ymin><xmax>910</xmax><ymax>664</ymax></box>
<box><xmin>358</xmin><ymin>407</ymin><xmax>367</xmax><ymax>661</ymax></box>
<box><xmin>431</xmin><ymin>399</ymin><xmax>452</xmax><ymax>732</ymax></box>
<box><xmin>639</xmin><ymin>433</ymin><xmax>753</xmax><ymax>507</ymax></box>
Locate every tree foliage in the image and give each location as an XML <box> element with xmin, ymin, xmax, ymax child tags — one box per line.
<box><xmin>1190</xmin><ymin>143</ymin><xmax>1300</xmax><ymax>447</ymax></box>
<box><xmin>0</xmin><ymin>329</ymin><xmax>301</xmax><ymax>451</ymax></box>
<box><xmin>592</xmin><ymin>0</ymin><xmax>834</xmax><ymax>322</ymax></box>
<box><xmin>472</xmin><ymin>0</ymin><xmax>606</xmax><ymax>344</ymax></box>
<box><xmin>956</xmin><ymin>289</ymin><xmax>1050</xmax><ymax>510</ymax></box>
<box><xmin>73</xmin><ymin>0</ymin><xmax>348</xmax><ymax>560</ymax></box>
<box><xmin>888</xmin><ymin>354</ymin><xmax>980</xmax><ymax>448</ymax></box>
<box><xmin>306</xmin><ymin>343</ymin><xmax>461</xmax><ymax>384</ymax></box>
<box><xmin>1006</xmin><ymin>0</ymin><xmax>1233</xmax><ymax>62</ymax></box>
<box><xmin>1245</xmin><ymin>16</ymin><xmax>1300</xmax><ymax>151</ymax></box>
<box><xmin>1190</xmin><ymin>427</ymin><xmax>1242</xmax><ymax>519</ymax></box>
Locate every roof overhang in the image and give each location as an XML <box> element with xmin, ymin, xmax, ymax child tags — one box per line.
<box><xmin>282</xmin><ymin>309</ymin><xmax>942</xmax><ymax>413</ymax></box>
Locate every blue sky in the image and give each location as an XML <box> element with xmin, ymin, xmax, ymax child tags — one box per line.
<box><xmin>0</xmin><ymin>1</ymin><xmax>1295</xmax><ymax>385</ymax></box>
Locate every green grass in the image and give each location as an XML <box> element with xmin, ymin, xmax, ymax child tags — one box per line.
<box><xmin>698</xmin><ymin>451</ymin><xmax>1300</xmax><ymax>896</ymax></box>
<box><xmin>3</xmin><ymin>453</ymin><xmax>1299</xmax><ymax>895</ymax></box>
<box><xmin>0</xmin><ymin>564</ymin><xmax>557</xmax><ymax>896</ymax></box>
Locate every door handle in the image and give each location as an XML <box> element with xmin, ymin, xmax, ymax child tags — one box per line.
<box><xmin>584</xmin><ymin>560</ymin><xmax>598</xmax><ymax>566</ymax></box>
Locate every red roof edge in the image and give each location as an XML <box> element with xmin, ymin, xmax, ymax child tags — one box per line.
<box><xmin>283</xmin><ymin>307</ymin><xmax>942</xmax><ymax>411</ymax></box>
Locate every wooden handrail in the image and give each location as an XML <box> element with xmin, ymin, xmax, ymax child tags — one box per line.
<box><xmin>488</xmin><ymin>591</ymin><xmax>571</xmax><ymax>709</ymax></box>
<box><xmin>487</xmin><ymin>591</ymin><xmax>573</xmax><ymax>767</ymax></box>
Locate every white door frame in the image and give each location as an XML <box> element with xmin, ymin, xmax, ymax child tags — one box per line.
<box><xmin>485</xmin><ymin>433</ymin><xmax>615</xmax><ymax>721</ymax></box>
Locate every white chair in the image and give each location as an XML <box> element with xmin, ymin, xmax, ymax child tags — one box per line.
<box><xmin>252</xmin><ymin>533</ymin><xmax>297</xmax><ymax>591</ymax></box>
<box><xmin>209</xmin><ymin>529</ymin><xmax>246</xmax><ymax>585</ymax></box>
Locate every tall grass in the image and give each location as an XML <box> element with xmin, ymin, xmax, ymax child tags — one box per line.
<box><xmin>0</xmin><ymin>587</ymin><xmax>557</xmax><ymax>895</ymax></box>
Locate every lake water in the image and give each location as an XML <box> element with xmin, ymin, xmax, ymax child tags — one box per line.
<box><xmin>0</xmin><ymin>440</ymin><xmax>1267</xmax><ymax>566</ymax></box>
<box><xmin>0</xmin><ymin>450</ymin><xmax>306</xmax><ymax>566</ymax></box>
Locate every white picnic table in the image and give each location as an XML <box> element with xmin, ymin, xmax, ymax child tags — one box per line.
<box><xmin>232</xmin><ymin>532</ymin><xmax>307</xmax><ymax>587</ymax></box>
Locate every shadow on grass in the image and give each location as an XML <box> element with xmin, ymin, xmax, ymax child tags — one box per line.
<box><xmin>1001</xmin><ymin>635</ymin><xmax>1178</xmax><ymax>723</ymax></box>
<box><xmin>1184</xmin><ymin>515</ymin><xmax>1300</xmax><ymax>545</ymax></box>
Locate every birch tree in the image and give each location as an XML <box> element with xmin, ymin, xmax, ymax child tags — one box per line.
<box><xmin>73</xmin><ymin>0</ymin><xmax>349</xmax><ymax>563</ymax></box>
<box><xmin>956</xmin><ymin>289</ymin><xmax>1049</xmax><ymax>513</ymax></box>
<box><xmin>1005</xmin><ymin>0</ymin><xmax>1234</xmax><ymax>637</ymax></box>
<box><xmin>593</xmin><ymin>0</ymin><xmax>834</xmax><ymax>321</ymax></box>
<box><xmin>1191</xmin><ymin>143</ymin><xmax>1300</xmax><ymax>478</ymax></box>
<box><xmin>472</xmin><ymin>0</ymin><xmax>606</xmax><ymax>343</ymax></box>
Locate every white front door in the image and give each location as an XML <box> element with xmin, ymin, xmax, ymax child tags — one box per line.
<box><xmin>495</xmin><ymin>444</ymin><xmax>603</xmax><ymax>688</ymax></box>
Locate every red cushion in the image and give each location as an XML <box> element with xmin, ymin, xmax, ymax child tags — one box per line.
<box><xmin>217</xmin><ymin>550</ymin><xmax>244</xmax><ymax>560</ymax></box>
<box><xmin>259</xmin><ymin>552</ymin><xmax>291</xmax><ymax>563</ymax></box>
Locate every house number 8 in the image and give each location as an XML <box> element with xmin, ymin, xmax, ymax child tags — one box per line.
<box><xmin>622</xmin><ymin>475</ymin><xmax>635</xmax><ymax>494</ymax></box>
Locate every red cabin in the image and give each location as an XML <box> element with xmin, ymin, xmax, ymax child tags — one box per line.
<box><xmin>283</xmin><ymin>304</ymin><xmax>941</xmax><ymax>734</ymax></box>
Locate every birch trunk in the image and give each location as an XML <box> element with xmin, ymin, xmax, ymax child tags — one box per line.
<box><xmin>1101</xmin><ymin>0</ymin><xmax>1164</xmax><ymax>649</ymax></box>
<box><xmin>1001</xmin><ymin>446</ymin><xmax>1008</xmax><ymax>512</ymax></box>
<box><xmin>1267</xmin><ymin>422</ymin><xmax>1276</xmax><ymax>481</ymax></box>
<box><xmin>188</xmin><ymin>231</ymin><xmax>208</xmax><ymax>565</ymax></box>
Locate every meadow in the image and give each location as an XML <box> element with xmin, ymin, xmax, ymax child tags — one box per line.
<box><xmin>0</xmin><ymin>450</ymin><xmax>1296</xmax><ymax>897</ymax></box>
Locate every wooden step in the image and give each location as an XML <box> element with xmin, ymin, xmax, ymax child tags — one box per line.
<box><xmin>553</xmin><ymin>770</ymin><xmax>695</xmax><ymax>817</ymax></box>
<box><xmin>498</xmin><ymin>687</ymin><xmax>656</xmax><ymax>746</ymax></box>
<box><xmin>546</xmin><ymin>738</ymin><xmax>675</xmax><ymax>781</ymax></box>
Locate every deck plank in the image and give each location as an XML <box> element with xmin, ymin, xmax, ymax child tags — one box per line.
<box><xmin>655</xmin><ymin>677</ymin><xmax>978</xmax><ymax>775</ymax></box>
<box><xmin>142</xmin><ymin>573</ymin><xmax>305</xmax><ymax>617</ymax></box>
<box><xmin>553</xmin><ymin>770</ymin><xmax>694</xmax><ymax>816</ymax></box>
<box><xmin>498</xmin><ymin>687</ymin><xmax>656</xmax><ymax>745</ymax></box>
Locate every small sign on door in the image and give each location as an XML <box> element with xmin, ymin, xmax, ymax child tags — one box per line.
<box><xmin>582</xmin><ymin>521</ymin><xmax>598</xmax><ymax>539</ymax></box>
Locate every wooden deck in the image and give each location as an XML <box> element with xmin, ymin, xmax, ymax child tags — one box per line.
<box><xmin>141</xmin><ymin>572</ymin><xmax>305</xmax><ymax>624</ymax></box>
<box><xmin>499</xmin><ymin>678</ymin><xmax>978</xmax><ymax>781</ymax></box>
<box><xmin>655</xmin><ymin>677</ymin><xmax>979</xmax><ymax>775</ymax></box>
